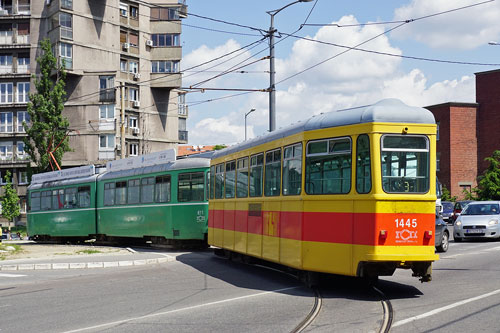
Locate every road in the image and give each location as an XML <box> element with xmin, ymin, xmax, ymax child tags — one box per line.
<box><xmin>1</xmin><ymin>238</ymin><xmax>500</xmax><ymax>332</ymax></box>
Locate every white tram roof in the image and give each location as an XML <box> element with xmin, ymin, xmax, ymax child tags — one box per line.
<box><xmin>98</xmin><ymin>157</ymin><xmax>210</xmax><ymax>181</ymax></box>
<box><xmin>212</xmin><ymin>98</ymin><xmax>435</xmax><ymax>160</ymax></box>
<box><xmin>28</xmin><ymin>174</ymin><xmax>100</xmax><ymax>190</ymax></box>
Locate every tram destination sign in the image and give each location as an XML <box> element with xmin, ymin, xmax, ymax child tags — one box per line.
<box><xmin>31</xmin><ymin>165</ymin><xmax>96</xmax><ymax>184</ymax></box>
<box><xmin>106</xmin><ymin>149</ymin><xmax>176</xmax><ymax>172</ymax></box>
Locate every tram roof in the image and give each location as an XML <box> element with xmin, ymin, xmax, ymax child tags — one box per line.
<box><xmin>212</xmin><ymin>98</ymin><xmax>435</xmax><ymax>159</ymax></box>
<box><xmin>97</xmin><ymin>157</ymin><xmax>210</xmax><ymax>181</ymax></box>
<box><xmin>28</xmin><ymin>174</ymin><xmax>100</xmax><ymax>190</ymax></box>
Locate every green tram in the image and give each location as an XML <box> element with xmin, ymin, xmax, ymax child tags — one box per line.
<box><xmin>27</xmin><ymin>157</ymin><xmax>210</xmax><ymax>247</ymax></box>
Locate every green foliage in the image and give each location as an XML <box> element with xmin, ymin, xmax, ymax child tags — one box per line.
<box><xmin>475</xmin><ymin>150</ymin><xmax>500</xmax><ymax>200</ymax></box>
<box><xmin>441</xmin><ymin>185</ymin><xmax>457</xmax><ymax>202</ymax></box>
<box><xmin>1</xmin><ymin>171</ymin><xmax>20</xmax><ymax>223</ymax></box>
<box><xmin>23</xmin><ymin>38</ymin><xmax>71</xmax><ymax>173</ymax></box>
<box><xmin>213</xmin><ymin>145</ymin><xmax>227</xmax><ymax>151</ymax></box>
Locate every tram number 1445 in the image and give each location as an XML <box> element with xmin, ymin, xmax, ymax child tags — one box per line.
<box><xmin>395</xmin><ymin>218</ymin><xmax>418</xmax><ymax>228</ymax></box>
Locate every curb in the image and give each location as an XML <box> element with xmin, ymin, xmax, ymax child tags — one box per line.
<box><xmin>0</xmin><ymin>256</ymin><xmax>175</xmax><ymax>271</ymax></box>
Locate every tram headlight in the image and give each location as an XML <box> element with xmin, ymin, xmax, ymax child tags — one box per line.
<box><xmin>488</xmin><ymin>219</ymin><xmax>499</xmax><ymax>226</ymax></box>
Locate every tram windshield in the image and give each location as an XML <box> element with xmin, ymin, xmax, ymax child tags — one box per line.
<box><xmin>381</xmin><ymin>135</ymin><xmax>429</xmax><ymax>193</ymax></box>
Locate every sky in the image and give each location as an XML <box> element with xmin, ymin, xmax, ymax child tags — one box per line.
<box><xmin>179</xmin><ymin>0</ymin><xmax>500</xmax><ymax>146</ymax></box>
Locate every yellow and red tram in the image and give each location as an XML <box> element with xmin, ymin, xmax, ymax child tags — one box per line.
<box><xmin>208</xmin><ymin>99</ymin><xmax>439</xmax><ymax>282</ymax></box>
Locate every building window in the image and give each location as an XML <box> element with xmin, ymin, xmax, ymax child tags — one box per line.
<box><xmin>17</xmin><ymin>82</ymin><xmax>29</xmax><ymax>103</ymax></box>
<box><xmin>0</xmin><ymin>83</ymin><xmax>13</xmax><ymax>103</ymax></box>
<box><xmin>120</xmin><ymin>59</ymin><xmax>127</xmax><ymax>72</ymax></box>
<box><xmin>61</xmin><ymin>0</ymin><xmax>73</xmax><ymax>10</ymax></box>
<box><xmin>437</xmin><ymin>152</ymin><xmax>441</xmax><ymax>172</ymax></box>
<box><xmin>178</xmin><ymin>117</ymin><xmax>186</xmax><ymax>131</ymax></box>
<box><xmin>151</xmin><ymin>34</ymin><xmax>180</xmax><ymax>47</ymax></box>
<box><xmin>119</xmin><ymin>2</ymin><xmax>128</xmax><ymax>17</ymax></box>
<box><xmin>0</xmin><ymin>54</ymin><xmax>12</xmax><ymax>73</ymax></box>
<box><xmin>129</xmin><ymin>32</ymin><xmax>138</xmax><ymax>47</ymax></box>
<box><xmin>151</xmin><ymin>60</ymin><xmax>179</xmax><ymax>73</ymax></box>
<box><xmin>59</xmin><ymin>12</ymin><xmax>73</xmax><ymax>39</ymax></box>
<box><xmin>128</xmin><ymin>87</ymin><xmax>138</xmax><ymax>101</ymax></box>
<box><xmin>0</xmin><ymin>112</ymin><xmax>12</xmax><ymax>132</ymax></box>
<box><xmin>130</xmin><ymin>6</ymin><xmax>138</xmax><ymax>19</ymax></box>
<box><xmin>59</xmin><ymin>42</ymin><xmax>72</xmax><ymax>69</ymax></box>
<box><xmin>18</xmin><ymin>171</ymin><xmax>28</xmax><ymax>184</ymax></box>
<box><xmin>129</xmin><ymin>116</ymin><xmax>138</xmax><ymax>128</ymax></box>
<box><xmin>178</xmin><ymin>93</ymin><xmax>187</xmax><ymax>116</ymax></box>
<box><xmin>99</xmin><ymin>76</ymin><xmax>115</xmax><ymax>102</ymax></box>
<box><xmin>129</xmin><ymin>60</ymin><xmax>138</xmax><ymax>74</ymax></box>
<box><xmin>17</xmin><ymin>141</ymin><xmax>27</xmax><ymax>160</ymax></box>
<box><xmin>99</xmin><ymin>104</ymin><xmax>114</xmax><ymax>119</ymax></box>
<box><xmin>0</xmin><ymin>24</ymin><xmax>13</xmax><ymax>44</ymax></box>
<box><xmin>0</xmin><ymin>141</ymin><xmax>13</xmax><ymax>160</ymax></box>
<box><xmin>151</xmin><ymin>7</ymin><xmax>179</xmax><ymax>20</ymax></box>
<box><xmin>99</xmin><ymin>134</ymin><xmax>115</xmax><ymax>150</ymax></box>
<box><xmin>17</xmin><ymin>54</ymin><xmax>29</xmax><ymax>73</ymax></box>
<box><xmin>129</xmin><ymin>143</ymin><xmax>138</xmax><ymax>156</ymax></box>
<box><xmin>17</xmin><ymin>111</ymin><xmax>29</xmax><ymax>132</ymax></box>
<box><xmin>436</xmin><ymin>121</ymin><xmax>440</xmax><ymax>141</ymax></box>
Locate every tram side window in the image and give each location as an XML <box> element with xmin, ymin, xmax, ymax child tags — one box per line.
<box><xmin>381</xmin><ymin>135</ymin><xmax>429</xmax><ymax>193</ymax></box>
<box><xmin>52</xmin><ymin>189</ymin><xmax>64</xmax><ymax>210</ymax></box>
<box><xmin>127</xmin><ymin>179</ymin><xmax>140</xmax><ymax>204</ymax></box>
<box><xmin>356</xmin><ymin>135</ymin><xmax>372</xmax><ymax>194</ymax></box>
<box><xmin>155</xmin><ymin>175</ymin><xmax>171</xmax><ymax>203</ymax></box>
<box><xmin>206</xmin><ymin>171</ymin><xmax>210</xmax><ymax>201</ymax></box>
<box><xmin>305</xmin><ymin>137</ymin><xmax>352</xmax><ymax>195</ymax></box>
<box><xmin>41</xmin><ymin>191</ymin><xmax>51</xmax><ymax>211</ymax></box>
<box><xmin>250</xmin><ymin>153</ymin><xmax>263</xmax><ymax>197</ymax></box>
<box><xmin>64</xmin><ymin>187</ymin><xmax>78</xmax><ymax>208</ymax></box>
<box><xmin>78</xmin><ymin>186</ymin><xmax>91</xmax><ymax>208</ymax></box>
<box><xmin>225</xmin><ymin>161</ymin><xmax>236</xmax><ymax>198</ymax></box>
<box><xmin>265</xmin><ymin>149</ymin><xmax>281</xmax><ymax>197</ymax></box>
<box><xmin>30</xmin><ymin>192</ymin><xmax>41</xmax><ymax>211</ymax></box>
<box><xmin>141</xmin><ymin>177</ymin><xmax>154</xmax><ymax>203</ymax></box>
<box><xmin>104</xmin><ymin>183</ymin><xmax>115</xmax><ymax>206</ymax></box>
<box><xmin>209</xmin><ymin>166</ymin><xmax>215</xmax><ymax>199</ymax></box>
<box><xmin>178</xmin><ymin>172</ymin><xmax>204</xmax><ymax>202</ymax></box>
<box><xmin>215</xmin><ymin>164</ymin><xmax>224</xmax><ymax>199</ymax></box>
<box><xmin>236</xmin><ymin>157</ymin><xmax>249</xmax><ymax>198</ymax></box>
<box><xmin>283</xmin><ymin>143</ymin><xmax>302</xmax><ymax>196</ymax></box>
<box><xmin>115</xmin><ymin>181</ymin><xmax>127</xmax><ymax>205</ymax></box>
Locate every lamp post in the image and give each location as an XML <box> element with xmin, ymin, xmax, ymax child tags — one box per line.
<box><xmin>245</xmin><ymin>108</ymin><xmax>256</xmax><ymax>141</ymax></box>
<box><xmin>267</xmin><ymin>0</ymin><xmax>313</xmax><ymax>132</ymax></box>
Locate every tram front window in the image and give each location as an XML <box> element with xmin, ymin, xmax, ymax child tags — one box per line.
<box><xmin>381</xmin><ymin>135</ymin><xmax>429</xmax><ymax>193</ymax></box>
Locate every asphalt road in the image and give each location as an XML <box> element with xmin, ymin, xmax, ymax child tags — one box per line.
<box><xmin>1</xmin><ymin>236</ymin><xmax>500</xmax><ymax>332</ymax></box>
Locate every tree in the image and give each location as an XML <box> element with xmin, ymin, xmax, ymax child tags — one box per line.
<box><xmin>1</xmin><ymin>171</ymin><xmax>20</xmax><ymax>230</ymax></box>
<box><xmin>441</xmin><ymin>185</ymin><xmax>457</xmax><ymax>202</ymax></box>
<box><xmin>474</xmin><ymin>150</ymin><xmax>500</xmax><ymax>200</ymax></box>
<box><xmin>213</xmin><ymin>145</ymin><xmax>227</xmax><ymax>151</ymax></box>
<box><xmin>23</xmin><ymin>38</ymin><xmax>70</xmax><ymax>174</ymax></box>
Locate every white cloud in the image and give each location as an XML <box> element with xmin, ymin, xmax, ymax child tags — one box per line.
<box><xmin>392</xmin><ymin>0</ymin><xmax>500</xmax><ymax>49</ymax></box>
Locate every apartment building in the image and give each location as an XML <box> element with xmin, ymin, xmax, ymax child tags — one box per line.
<box><xmin>0</xmin><ymin>0</ymin><xmax>188</xmax><ymax>226</ymax></box>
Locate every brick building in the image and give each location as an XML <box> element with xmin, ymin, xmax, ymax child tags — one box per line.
<box><xmin>426</xmin><ymin>69</ymin><xmax>500</xmax><ymax>199</ymax></box>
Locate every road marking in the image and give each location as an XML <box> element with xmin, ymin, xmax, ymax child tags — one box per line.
<box><xmin>0</xmin><ymin>273</ymin><xmax>26</xmax><ymax>278</ymax></box>
<box><xmin>62</xmin><ymin>286</ymin><xmax>300</xmax><ymax>333</ymax></box>
<box><xmin>392</xmin><ymin>288</ymin><xmax>500</xmax><ymax>327</ymax></box>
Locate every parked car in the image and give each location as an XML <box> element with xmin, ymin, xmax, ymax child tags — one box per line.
<box><xmin>435</xmin><ymin>210</ymin><xmax>449</xmax><ymax>252</ymax></box>
<box><xmin>453</xmin><ymin>201</ymin><xmax>500</xmax><ymax>242</ymax></box>
<box><xmin>442</xmin><ymin>201</ymin><xmax>454</xmax><ymax>224</ymax></box>
<box><xmin>452</xmin><ymin>200</ymin><xmax>474</xmax><ymax>223</ymax></box>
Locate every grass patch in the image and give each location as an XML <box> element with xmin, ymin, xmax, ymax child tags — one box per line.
<box><xmin>0</xmin><ymin>243</ymin><xmax>23</xmax><ymax>260</ymax></box>
<box><xmin>76</xmin><ymin>249</ymin><xmax>102</xmax><ymax>255</ymax></box>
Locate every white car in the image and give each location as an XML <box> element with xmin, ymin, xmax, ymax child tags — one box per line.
<box><xmin>454</xmin><ymin>201</ymin><xmax>500</xmax><ymax>241</ymax></box>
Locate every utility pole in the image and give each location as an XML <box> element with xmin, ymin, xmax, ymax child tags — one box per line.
<box><xmin>120</xmin><ymin>82</ymin><xmax>125</xmax><ymax>159</ymax></box>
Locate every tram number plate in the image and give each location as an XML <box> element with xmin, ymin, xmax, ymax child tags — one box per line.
<box><xmin>466</xmin><ymin>229</ymin><xmax>483</xmax><ymax>234</ymax></box>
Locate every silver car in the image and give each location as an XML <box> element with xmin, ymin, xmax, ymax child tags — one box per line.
<box><xmin>454</xmin><ymin>201</ymin><xmax>500</xmax><ymax>241</ymax></box>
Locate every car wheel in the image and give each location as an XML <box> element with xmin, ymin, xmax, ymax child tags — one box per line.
<box><xmin>454</xmin><ymin>236</ymin><xmax>462</xmax><ymax>242</ymax></box>
<box><xmin>437</xmin><ymin>231</ymin><xmax>449</xmax><ymax>252</ymax></box>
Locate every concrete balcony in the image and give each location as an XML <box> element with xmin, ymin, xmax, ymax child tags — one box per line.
<box><xmin>150</xmin><ymin>73</ymin><xmax>181</xmax><ymax>88</ymax></box>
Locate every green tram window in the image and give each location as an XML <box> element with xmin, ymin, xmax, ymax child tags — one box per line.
<box><xmin>236</xmin><ymin>157</ymin><xmax>249</xmax><ymax>198</ymax></box>
<box><xmin>115</xmin><ymin>181</ymin><xmax>127</xmax><ymax>205</ymax></box>
<box><xmin>41</xmin><ymin>190</ymin><xmax>51</xmax><ymax>210</ymax></box>
<box><xmin>250</xmin><ymin>153</ymin><xmax>263</xmax><ymax>197</ymax></box>
<box><xmin>78</xmin><ymin>186</ymin><xmax>91</xmax><ymax>208</ymax></box>
<box><xmin>305</xmin><ymin>137</ymin><xmax>352</xmax><ymax>195</ymax></box>
<box><xmin>64</xmin><ymin>188</ymin><xmax>78</xmax><ymax>209</ymax></box>
<box><xmin>215</xmin><ymin>164</ymin><xmax>224</xmax><ymax>199</ymax></box>
<box><xmin>141</xmin><ymin>177</ymin><xmax>154</xmax><ymax>203</ymax></box>
<box><xmin>127</xmin><ymin>179</ymin><xmax>140</xmax><ymax>204</ymax></box>
<box><xmin>52</xmin><ymin>189</ymin><xmax>64</xmax><ymax>210</ymax></box>
<box><xmin>283</xmin><ymin>143</ymin><xmax>302</xmax><ymax>196</ymax></box>
<box><xmin>178</xmin><ymin>172</ymin><xmax>205</xmax><ymax>202</ymax></box>
<box><xmin>206</xmin><ymin>171</ymin><xmax>210</xmax><ymax>201</ymax></box>
<box><xmin>381</xmin><ymin>135</ymin><xmax>430</xmax><ymax>193</ymax></box>
<box><xmin>104</xmin><ymin>182</ymin><xmax>115</xmax><ymax>206</ymax></box>
<box><xmin>225</xmin><ymin>161</ymin><xmax>236</xmax><ymax>198</ymax></box>
<box><xmin>155</xmin><ymin>175</ymin><xmax>171</xmax><ymax>203</ymax></box>
<box><xmin>265</xmin><ymin>149</ymin><xmax>281</xmax><ymax>197</ymax></box>
<box><xmin>209</xmin><ymin>166</ymin><xmax>215</xmax><ymax>199</ymax></box>
<box><xmin>356</xmin><ymin>135</ymin><xmax>372</xmax><ymax>194</ymax></box>
<box><xmin>30</xmin><ymin>191</ymin><xmax>41</xmax><ymax>211</ymax></box>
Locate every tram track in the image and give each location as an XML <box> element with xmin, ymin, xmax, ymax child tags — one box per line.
<box><xmin>290</xmin><ymin>287</ymin><xmax>322</xmax><ymax>333</ymax></box>
<box><xmin>373</xmin><ymin>285</ymin><xmax>394</xmax><ymax>333</ymax></box>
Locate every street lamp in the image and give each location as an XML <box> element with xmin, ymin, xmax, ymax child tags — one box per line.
<box><xmin>267</xmin><ymin>0</ymin><xmax>313</xmax><ymax>132</ymax></box>
<box><xmin>245</xmin><ymin>108</ymin><xmax>256</xmax><ymax>141</ymax></box>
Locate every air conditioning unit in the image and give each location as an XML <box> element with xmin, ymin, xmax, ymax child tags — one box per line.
<box><xmin>146</xmin><ymin>40</ymin><xmax>153</xmax><ymax>47</ymax></box>
<box><xmin>132</xmin><ymin>127</ymin><xmax>140</xmax><ymax>135</ymax></box>
<box><xmin>133</xmin><ymin>73</ymin><xmax>141</xmax><ymax>80</ymax></box>
<box><xmin>133</xmin><ymin>100</ymin><xmax>140</xmax><ymax>108</ymax></box>
<box><xmin>123</xmin><ymin>43</ymin><xmax>130</xmax><ymax>50</ymax></box>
